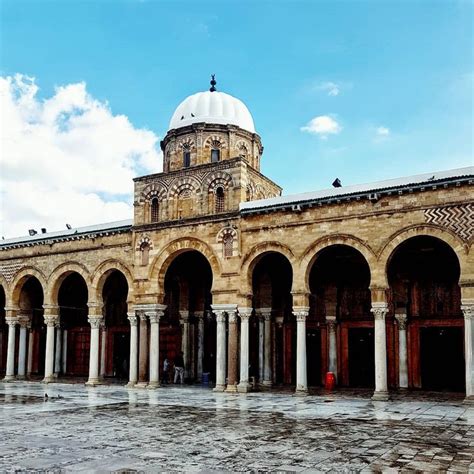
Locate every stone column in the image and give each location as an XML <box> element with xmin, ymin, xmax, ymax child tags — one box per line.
<box><xmin>54</xmin><ymin>322</ymin><xmax>62</xmax><ymax>378</ymax></box>
<box><xmin>43</xmin><ymin>305</ymin><xmax>59</xmax><ymax>383</ymax></box>
<box><xmin>3</xmin><ymin>311</ymin><xmax>17</xmax><ymax>381</ymax></box>
<box><xmin>395</xmin><ymin>313</ymin><xmax>408</xmax><ymax>389</ymax></box>
<box><xmin>180</xmin><ymin>311</ymin><xmax>190</xmax><ymax>380</ymax></box>
<box><xmin>237</xmin><ymin>307</ymin><xmax>252</xmax><ymax>393</ymax></box>
<box><xmin>326</xmin><ymin>316</ymin><xmax>338</xmax><ymax>381</ymax></box>
<box><xmin>212</xmin><ymin>305</ymin><xmax>229</xmax><ymax>392</ymax></box>
<box><xmin>17</xmin><ymin>317</ymin><xmax>29</xmax><ymax>380</ymax></box>
<box><xmin>137</xmin><ymin>311</ymin><xmax>149</xmax><ymax>387</ymax></box>
<box><xmin>294</xmin><ymin>307</ymin><xmax>309</xmax><ymax>394</ymax></box>
<box><xmin>86</xmin><ymin>304</ymin><xmax>103</xmax><ymax>386</ymax></box>
<box><xmin>62</xmin><ymin>329</ymin><xmax>68</xmax><ymax>374</ymax></box>
<box><xmin>462</xmin><ymin>300</ymin><xmax>474</xmax><ymax>404</ymax></box>
<box><xmin>27</xmin><ymin>325</ymin><xmax>34</xmax><ymax>377</ymax></box>
<box><xmin>371</xmin><ymin>303</ymin><xmax>389</xmax><ymax>401</ymax></box>
<box><xmin>258</xmin><ymin>313</ymin><xmax>264</xmax><ymax>383</ymax></box>
<box><xmin>225</xmin><ymin>310</ymin><xmax>239</xmax><ymax>392</ymax></box>
<box><xmin>148</xmin><ymin>305</ymin><xmax>166</xmax><ymax>389</ymax></box>
<box><xmin>127</xmin><ymin>311</ymin><xmax>138</xmax><ymax>387</ymax></box>
<box><xmin>99</xmin><ymin>323</ymin><xmax>107</xmax><ymax>379</ymax></box>
<box><xmin>260</xmin><ymin>308</ymin><xmax>273</xmax><ymax>387</ymax></box>
<box><xmin>196</xmin><ymin>311</ymin><xmax>205</xmax><ymax>383</ymax></box>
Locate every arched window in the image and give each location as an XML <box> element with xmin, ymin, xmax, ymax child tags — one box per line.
<box><xmin>151</xmin><ymin>198</ymin><xmax>159</xmax><ymax>222</ymax></box>
<box><xmin>183</xmin><ymin>151</ymin><xmax>191</xmax><ymax>168</ymax></box>
<box><xmin>223</xmin><ymin>234</ymin><xmax>233</xmax><ymax>258</ymax></box>
<box><xmin>140</xmin><ymin>243</ymin><xmax>150</xmax><ymax>266</ymax></box>
<box><xmin>211</xmin><ymin>148</ymin><xmax>220</xmax><ymax>163</ymax></box>
<box><xmin>215</xmin><ymin>187</ymin><xmax>225</xmax><ymax>213</ymax></box>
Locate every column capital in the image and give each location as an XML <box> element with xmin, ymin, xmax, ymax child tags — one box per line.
<box><xmin>395</xmin><ymin>314</ymin><xmax>408</xmax><ymax>329</ymax></box>
<box><xmin>228</xmin><ymin>311</ymin><xmax>238</xmax><ymax>323</ymax></box>
<box><xmin>371</xmin><ymin>302</ymin><xmax>389</xmax><ymax>320</ymax></box>
<box><xmin>147</xmin><ymin>311</ymin><xmax>162</xmax><ymax>324</ymax></box>
<box><xmin>461</xmin><ymin>300</ymin><xmax>474</xmax><ymax>320</ymax></box>
<box><xmin>44</xmin><ymin>314</ymin><xmax>59</xmax><ymax>327</ymax></box>
<box><xmin>5</xmin><ymin>316</ymin><xmax>17</xmax><ymax>328</ymax></box>
<box><xmin>256</xmin><ymin>307</ymin><xmax>272</xmax><ymax>318</ymax></box>
<box><xmin>326</xmin><ymin>315</ymin><xmax>337</xmax><ymax>331</ymax></box>
<box><xmin>193</xmin><ymin>310</ymin><xmax>205</xmax><ymax>319</ymax></box>
<box><xmin>293</xmin><ymin>307</ymin><xmax>309</xmax><ymax>321</ymax></box>
<box><xmin>238</xmin><ymin>307</ymin><xmax>253</xmax><ymax>320</ymax></box>
<box><xmin>127</xmin><ymin>312</ymin><xmax>138</xmax><ymax>326</ymax></box>
<box><xmin>179</xmin><ymin>310</ymin><xmax>190</xmax><ymax>322</ymax></box>
<box><xmin>214</xmin><ymin>311</ymin><xmax>227</xmax><ymax>323</ymax></box>
<box><xmin>88</xmin><ymin>316</ymin><xmax>103</xmax><ymax>329</ymax></box>
<box><xmin>138</xmin><ymin>310</ymin><xmax>148</xmax><ymax>322</ymax></box>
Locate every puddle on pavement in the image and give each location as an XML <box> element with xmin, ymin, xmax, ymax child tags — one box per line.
<box><xmin>0</xmin><ymin>393</ymin><xmax>45</xmax><ymax>404</ymax></box>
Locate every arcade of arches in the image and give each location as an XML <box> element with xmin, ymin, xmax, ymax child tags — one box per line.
<box><xmin>1</xmin><ymin>234</ymin><xmax>473</xmax><ymax>402</ymax></box>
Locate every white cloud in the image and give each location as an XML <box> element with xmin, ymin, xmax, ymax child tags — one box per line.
<box><xmin>0</xmin><ymin>73</ymin><xmax>162</xmax><ymax>238</ymax></box>
<box><xmin>376</xmin><ymin>126</ymin><xmax>390</xmax><ymax>136</ymax></box>
<box><xmin>318</xmin><ymin>81</ymin><xmax>340</xmax><ymax>96</ymax></box>
<box><xmin>301</xmin><ymin>115</ymin><xmax>342</xmax><ymax>139</ymax></box>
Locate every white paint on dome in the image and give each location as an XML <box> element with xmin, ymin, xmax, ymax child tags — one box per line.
<box><xmin>169</xmin><ymin>91</ymin><xmax>256</xmax><ymax>133</ymax></box>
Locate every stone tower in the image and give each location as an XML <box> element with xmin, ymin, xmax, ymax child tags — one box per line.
<box><xmin>133</xmin><ymin>77</ymin><xmax>281</xmax><ymax>227</ymax></box>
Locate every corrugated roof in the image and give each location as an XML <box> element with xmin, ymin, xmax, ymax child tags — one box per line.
<box><xmin>240</xmin><ymin>166</ymin><xmax>474</xmax><ymax>212</ymax></box>
<box><xmin>1</xmin><ymin>219</ymin><xmax>133</xmax><ymax>248</ymax></box>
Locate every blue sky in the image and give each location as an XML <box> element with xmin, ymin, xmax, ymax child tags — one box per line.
<box><xmin>0</xmin><ymin>0</ymin><xmax>472</xmax><ymax>235</ymax></box>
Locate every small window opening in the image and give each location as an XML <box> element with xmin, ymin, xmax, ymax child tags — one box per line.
<box><xmin>211</xmin><ymin>148</ymin><xmax>220</xmax><ymax>163</ymax></box>
<box><xmin>151</xmin><ymin>198</ymin><xmax>159</xmax><ymax>222</ymax></box>
<box><xmin>215</xmin><ymin>187</ymin><xmax>225</xmax><ymax>213</ymax></box>
<box><xmin>183</xmin><ymin>151</ymin><xmax>191</xmax><ymax>168</ymax></box>
<box><xmin>140</xmin><ymin>243</ymin><xmax>150</xmax><ymax>266</ymax></box>
<box><xmin>223</xmin><ymin>234</ymin><xmax>233</xmax><ymax>258</ymax></box>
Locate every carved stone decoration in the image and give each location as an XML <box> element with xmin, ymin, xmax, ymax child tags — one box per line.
<box><xmin>136</xmin><ymin>235</ymin><xmax>153</xmax><ymax>251</ymax></box>
<box><xmin>0</xmin><ymin>261</ymin><xmax>24</xmax><ymax>283</ymax></box>
<box><xmin>462</xmin><ymin>302</ymin><xmax>474</xmax><ymax>320</ymax></box>
<box><xmin>216</xmin><ymin>226</ymin><xmax>239</xmax><ymax>258</ymax></box>
<box><xmin>371</xmin><ymin>303</ymin><xmax>389</xmax><ymax>320</ymax></box>
<box><xmin>425</xmin><ymin>204</ymin><xmax>474</xmax><ymax>241</ymax></box>
<box><xmin>127</xmin><ymin>312</ymin><xmax>138</xmax><ymax>326</ymax></box>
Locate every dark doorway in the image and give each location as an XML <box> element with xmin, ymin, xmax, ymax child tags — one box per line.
<box><xmin>306</xmin><ymin>328</ymin><xmax>321</xmax><ymax>386</ymax></box>
<box><xmin>348</xmin><ymin>328</ymin><xmax>374</xmax><ymax>387</ymax></box>
<box><xmin>420</xmin><ymin>327</ymin><xmax>464</xmax><ymax>391</ymax></box>
<box><xmin>112</xmin><ymin>332</ymin><xmax>130</xmax><ymax>379</ymax></box>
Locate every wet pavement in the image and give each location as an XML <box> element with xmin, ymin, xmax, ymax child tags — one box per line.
<box><xmin>0</xmin><ymin>382</ymin><xmax>473</xmax><ymax>472</ymax></box>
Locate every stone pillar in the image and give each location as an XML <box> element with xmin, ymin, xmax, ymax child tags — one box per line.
<box><xmin>225</xmin><ymin>310</ymin><xmax>239</xmax><ymax>392</ymax></box>
<box><xmin>180</xmin><ymin>311</ymin><xmax>190</xmax><ymax>380</ymax></box>
<box><xmin>3</xmin><ymin>311</ymin><xmax>17</xmax><ymax>381</ymax></box>
<box><xmin>17</xmin><ymin>318</ymin><xmax>29</xmax><ymax>380</ymax></box>
<box><xmin>371</xmin><ymin>302</ymin><xmax>389</xmax><ymax>401</ymax></box>
<box><xmin>43</xmin><ymin>305</ymin><xmax>59</xmax><ymax>383</ymax></box>
<box><xmin>137</xmin><ymin>311</ymin><xmax>149</xmax><ymax>387</ymax></box>
<box><xmin>27</xmin><ymin>325</ymin><xmax>34</xmax><ymax>377</ymax></box>
<box><xmin>148</xmin><ymin>305</ymin><xmax>166</xmax><ymax>389</ymax></box>
<box><xmin>212</xmin><ymin>305</ymin><xmax>229</xmax><ymax>392</ymax></box>
<box><xmin>294</xmin><ymin>307</ymin><xmax>309</xmax><ymax>394</ymax></box>
<box><xmin>395</xmin><ymin>313</ymin><xmax>408</xmax><ymax>389</ymax></box>
<box><xmin>86</xmin><ymin>304</ymin><xmax>103</xmax><ymax>386</ymax></box>
<box><xmin>62</xmin><ymin>329</ymin><xmax>68</xmax><ymax>374</ymax></box>
<box><xmin>258</xmin><ymin>314</ymin><xmax>264</xmax><ymax>382</ymax></box>
<box><xmin>462</xmin><ymin>300</ymin><xmax>474</xmax><ymax>403</ymax></box>
<box><xmin>237</xmin><ymin>307</ymin><xmax>252</xmax><ymax>393</ymax></box>
<box><xmin>127</xmin><ymin>311</ymin><xmax>138</xmax><ymax>387</ymax></box>
<box><xmin>326</xmin><ymin>316</ymin><xmax>338</xmax><ymax>381</ymax></box>
<box><xmin>196</xmin><ymin>311</ymin><xmax>205</xmax><ymax>383</ymax></box>
<box><xmin>54</xmin><ymin>322</ymin><xmax>62</xmax><ymax>378</ymax></box>
<box><xmin>99</xmin><ymin>323</ymin><xmax>107</xmax><ymax>379</ymax></box>
<box><xmin>261</xmin><ymin>308</ymin><xmax>273</xmax><ymax>387</ymax></box>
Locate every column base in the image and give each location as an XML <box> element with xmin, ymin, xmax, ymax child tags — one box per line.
<box><xmin>295</xmin><ymin>386</ymin><xmax>308</xmax><ymax>396</ymax></box>
<box><xmin>463</xmin><ymin>395</ymin><xmax>474</xmax><ymax>405</ymax></box>
<box><xmin>53</xmin><ymin>373</ymin><xmax>59</xmax><ymax>379</ymax></box>
<box><xmin>134</xmin><ymin>382</ymin><xmax>148</xmax><ymax>389</ymax></box>
<box><xmin>125</xmin><ymin>381</ymin><xmax>138</xmax><ymax>388</ymax></box>
<box><xmin>2</xmin><ymin>375</ymin><xmax>16</xmax><ymax>382</ymax></box>
<box><xmin>372</xmin><ymin>390</ymin><xmax>390</xmax><ymax>401</ymax></box>
<box><xmin>147</xmin><ymin>382</ymin><xmax>160</xmax><ymax>389</ymax></box>
<box><xmin>213</xmin><ymin>384</ymin><xmax>226</xmax><ymax>392</ymax></box>
<box><xmin>16</xmin><ymin>375</ymin><xmax>26</xmax><ymax>381</ymax></box>
<box><xmin>225</xmin><ymin>384</ymin><xmax>238</xmax><ymax>393</ymax></box>
<box><xmin>260</xmin><ymin>380</ymin><xmax>273</xmax><ymax>390</ymax></box>
<box><xmin>85</xmin><ymin>378</ymin><xmax>102</xmax><ymax>387</ymax></box>
<box><xmin>237</xmin><ymin>382</ymin><xmax>252</xmax><ymax>393</ymax></box>
<box><xmin>42</xmin><ymin>376</ymin><xmax>55</xmax><ymax>384</ymax></box>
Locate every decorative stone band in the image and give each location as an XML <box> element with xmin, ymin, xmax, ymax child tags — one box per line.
<box><xmin>461</xmin><ymin>301</ymin><xmax>474</xmax><ymax>320</ymax></box>
<box><xmin>371</xmin><ymin>303</ymin><xmax>389</xmax><ymax>320</ymax></box>
<box><xmin>88</xmin><ymin>316</ymin><xmax>103</xmax><ymax>329</ymax></box>
<box><xmin>293</xmin><ymin>307</ymin><xmax>310</xmax><ymax>321</ymax></box>
<box><xmin>127</xmin><ymin>312</ymin><xmax>138</xmax><ymax>326</ymax></box>
<box><xmin>238</xmin><ymin>307</ymin><xmax>253</xmax><ymax>320</ymax></box>
<box><xmin>326</xmin><ymin>316</ymin><xmax>337</xmax><ymax>332</ymax></box>
<box><xmin>395</xmin><ymin>314</ymin><xmax>408</xmax><ymax>330</ymax></box>
<box><xmin>44</xmin><ymin>314</ymin><xmax>59</xmax><ymax>327</ymax></box>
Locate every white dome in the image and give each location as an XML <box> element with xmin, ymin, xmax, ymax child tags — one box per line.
<box><xmin>169</xmin><ymin>91</ymin><xmax>255</xmax><ymax>133</ymax></box>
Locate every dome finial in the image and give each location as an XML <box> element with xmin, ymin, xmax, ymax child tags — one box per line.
<box><xmin>209</xmin><ymin>74</ymin><xmax>217</xmax><ymax>92</ymax></box>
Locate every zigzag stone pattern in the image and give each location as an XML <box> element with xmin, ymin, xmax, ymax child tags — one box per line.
<box><xmin>425</xmin><ymin>204</ymin><xmax>474</xmax><ymax>241</ymax></box>
<box><xmin>0</xmin><ymin>261</ymin><xmax>24</xmax><ymax>283</ymax></box>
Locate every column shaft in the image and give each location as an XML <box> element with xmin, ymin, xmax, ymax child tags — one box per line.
<box><xmin>294</xmin><ymin>308</ymin><xmax>309</xmax><ymax>394</ymax></box>
<box><xmin>4</xmin><ymin>317</ymin><xmax>17</xmax><ymax>381</ymax></box>
<box><xmin>213</xmin><ymin>310</ymin><xmax>227</xmax><ymax>391</ymax></box>
<box><xmin>127</xmin><ymin>312</ymin><xmax>138</xmax><ymax>387</ymax></box>
<box><xmin>137</xmin><ymin>312</ymin><xmax>148</xmax><ymax>386</ymax></box>
<box><xmin>100</xmin><ymin>325</ymin><xmax>107</xmax><ymax>379</ymax></box>
<box><xmin>180</xmin><ymin>311</ymin><xmax>190</xmax><ymax>380</ymax></box>
<box><xmin>262</xmin><ymin>309</ymin><xmax>272</xmax><ymax>387</ymax></box>
<box><xmin>86</xmin><ymin>307</ymin><xmax>103</xmax><ymax>386</ymax></box>
<box><xmin>395</xmin><ymin>314</ymin><xmax>408</xmax><ymax>389</ymax></box>
<box><xmin>62</xmin><ymin>329</ymin><xmax>68</xmax><ymax>374</ymax></box>
<box><xmin>27</xmin><ymin>328</ymin><xmax>34</xmax><ymax>377</ymax></box>
<box><xmin>54</xmin><ymin>325</ymin><xmax>62</xmax><ymax>377</ymax></box>
<box><xmin>258</xmin><ymin>316</ymin><xmax>264</xmax><ymax>382</ymax></box>
<box><xmin>462</xmin><ymin>301</ymin><xmax>474</xmax><ymax>403</ymax></box>
<box><xmin>17</xmin><ymin>325</ymin><xmax>28</xmax><ymax>379</ymax></box>
<box><xmin>326</xmin><ymin>317</ymin><xmax>338</xmax><ymax>380</ymax></box>
<box><xmin>237</xmin><ymin>308</ymin><xmax>252</xmax><ymax>392</ymax></box>
<box><xmin>196</xmin><ymin>313</ymin><xmax>205</xmax><ymax>382</ymax></box>
<box><xmin>225</xmin><ymin>311</ymin><xmax>238</xmax><ymax>392</ymax></box>
<box><xmin>372</xmin><ymin>303</ymin><xmax>389</xmax><ymax>400</ymax></box>
<box><xmin>148</xmin><ymin>311</ymin><xmax>162</xmax><ymax>388</ymax></box>
<box><xmin>43</xmin><ymin>313</ymin><xmax>58</xmax><ymax>383</ymax></box>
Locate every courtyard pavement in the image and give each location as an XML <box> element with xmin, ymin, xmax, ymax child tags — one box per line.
<box><xmin>0</xmin><ymin>381</ymin><xmax>473</xmax><ymax>472</ymax></box>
